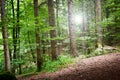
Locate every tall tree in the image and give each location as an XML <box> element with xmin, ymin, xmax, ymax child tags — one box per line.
<box><xmin>16</xmin><ymin>0</ymin><xmax>22</xmax><ymax>74</ymax></box>
<box><xmin>48</xmin><ymin>0</ymin><xmax>58</xmax><ymax>60</ymax></box>
<box><xmin>34</xmin><ymin>0</ymin><xmax>43</xmax><ymax>71</ymax></box>
<box><xmin>68</xmin><ymin>0</ymin><xmax>78</xmax><ymax>57</ymax></box>
<box><xmin>96</xmin><ymin>0</ymin><xmax>103</xmax><ymax>48</ymax></box>
<box><xmin>94</xmin><ymin>0</ymin><xmax>98</xmax><ymax>49</ymax></box>
<box><xmin>11</xmin><ymin>0</ymin><xmax>17</xmax><ymax>73</ymax></box>
<box><xmin>81</xmin><ymin>0</ymin><xmax>87</xmax><ymax>54</ymax></box>
<box><xmin>0</xmin><ymin>0</ymin><xmax>11</xmax><ymax>71</ymax></box>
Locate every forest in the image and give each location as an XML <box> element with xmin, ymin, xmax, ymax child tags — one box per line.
<box><xmin>0</xmin><ymin>0</ymin><xmax>120</xmax><ymax>80</ymax></box>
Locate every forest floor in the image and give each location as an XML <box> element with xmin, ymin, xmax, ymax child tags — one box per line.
<box><xmin>17</xmin><ymin>53</ymin><xmax>120</xmax><ymax>80</ymax></box>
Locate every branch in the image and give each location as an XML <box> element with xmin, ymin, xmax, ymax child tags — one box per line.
<box><xmin>38</xmin><ymin>1</ymin><xmax>47</xmax><ymax>7</ymax></box>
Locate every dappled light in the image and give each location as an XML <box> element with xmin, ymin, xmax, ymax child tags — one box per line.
<box><xmin>0</xmin><ymin>0</ymin><xmax>120</xmax><ymax>80</ymax></box>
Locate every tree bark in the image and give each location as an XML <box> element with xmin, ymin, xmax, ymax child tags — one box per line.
<box><xmin>68</xmin><ymin>0</ymin><xmax>78</xmax><ymax>57</ymax></box>
<box><xmin>0</xmin><ymin>0</ymin><xmax>11</xmax><ymax>72</ymax></box>
<box><xmin>94</xmin><ymin>0</ymin><xmax>98</xmax><ymax>49</ymax></box>
<box><xmin>16</xmin><ymin>0</ymin><xmax>22</xmax><ymax>74</ymax></box>
<box><xmin>56</xmin><ymin>0</ymin><xmax>61</xmax><ymax>55</ymax></box>
<box><xmin>96</xmin><ymin>0</ymin><xmax>103</xmax><ymax>48</ymax></box>
<box><xmin>48</xmin><ymin>0</ymin><xmax>58</xmax><ymax>60</ymax></box>
<box><xmin>34</xmin><ymin>0</ymin><xmax>43</xmax><ymax>71</ymax></box>
<box><xmin>81</xmin><ymin>0</ymin><xmax>87</xmax><ymax>54</ymax></box>
<box><xmin>11</xmin><ymin>0</ymin><xmax>17</xmax><ymax>73</ymax></box>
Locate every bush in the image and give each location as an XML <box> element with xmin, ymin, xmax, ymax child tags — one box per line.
<box><xmin>41</xmin><ymin>54</ymin><xmax>74</xmax><ymax>72</ymax></box>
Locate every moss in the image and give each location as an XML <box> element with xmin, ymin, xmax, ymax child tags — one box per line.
<box><xmin>0</xmin><ymin>71</ymin><xmax>17</xmax><ymax>80</ymax></box>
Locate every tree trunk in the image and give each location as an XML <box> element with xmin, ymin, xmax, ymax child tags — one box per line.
<box><xmin>34</xmin><ymin>0</ymin><xmax>43</xmax><ymax>71</ymax></box>
<box><xmin>81</xmin><ymin>0</ymin><xmax>87</xmax><ymax>54</ymax></box>
<box><xmin>16</xmin><ymin>0</ymin><xmax>22</xmax><ymax>74</ymax></box>
<box><xmin>94</xmin><ymin>0</ymin><xmax>98</xmax><ymax>49</ymax></box>
<box><xmin>96</xmin><ymin>0</ymin><xmax>103</xmax><ymax>48</ymax></box>
<box><xmin>0</xmin><ymin>0</ymin><xmax>11</xmax><ymax>72</ymax></box>
<box><xmin>56</xmin><ymin>0</ymin><xmax>62</xmax><ymax>55</ymax></box>
<box><xmin>11</xmin><ymin>0</ymin><xmax>17</xmax><ymax>73</ymax></box>
<box><xmin>68</xmin><ymin>0</ymin><xmax>78</xmax><ymax>57</ymax></box>
<box><xmin>48</xmin><ymin>0</ymin><xmax>58</xmax><ymax>60</ymax></box>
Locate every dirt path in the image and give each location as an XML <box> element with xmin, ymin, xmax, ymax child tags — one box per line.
<box><xmin>17</xmin><ymin>53</ymin><xmax>120</xmax><ymax>80</ymax></box>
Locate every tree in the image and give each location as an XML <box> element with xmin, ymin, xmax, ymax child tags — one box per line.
<box><xmin>11</xmin><ymin>0</ymin><xmax>17</xmax><ymax>73</ymax></box>
<box><xmin>55</xmin><ymin>0</ymin><xmax>60</xmax><ymax>55</ymax></box>
<box><xmin>16</xmin><ymin>0</ymin><xmax>22</xmax><ymax>74</ymax></box>
<box><xmin>104</xmin><ymin>0</ymin><xmax>120</xmax><ymax>45</ymax></box>
<box><xmin>81</xmin><ymin>0</ymin><xmax>87</xmax><ymax>54</ymax></box>
<box><xmin>34</xmin><ymin>0</ymin><xmax>43</xmax><ymax>71</ymax></box>
<box><xmin>48</xmin><ymin>0</ymin><xmax>58</xmax><ymax>60</ymax></box>
<box><xmin>0</xmin><ymin>0</ymin><xmax>11</xmax><ymax>71</ymax></box>
<box><xmin>95</xmin><ymin>0</ymin><xmax>103</xmax><ymax>48</ymax></box>
<box><xmin>68</xmin><ymin>0</ymin><xmax>78</xmax><ymax>57</ymax></box>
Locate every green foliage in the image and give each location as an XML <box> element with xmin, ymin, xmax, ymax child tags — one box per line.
<box><xmin>0</xmin><ymin>51</ymin><xmax>4</xmax><ymax>73</ymax></box>
<box><xmin>41</xmin><ymin>54</ymin><xmax>75</xmax><ymax>72</ymax></box>
<box><xmin>93</xmin><ymin>48</ymin><xmax>103</xmax><ymax>56</ymax></box>
<box><xmin>22</xmin><ymin>64</ymin><xmax>36</xmax><ymax>74</ymax></box>
<box><xmin>0</xmin><ymin>61</ymin><xmax>5</xmax><ymax>73</ymax></box>
<box><xmin>102</xmin><ymin>17</ymin><xmax>115</xmax><ymax>28</ymax></box>
<box><xmin>0</xmin><ymin>0</ymin><xmax>120</xmax><ymax>76</ymax></box>
<box><xmin>85</xmin><ymin>48</ymin><xmax>103</xmax><ymax>58</ymax></box>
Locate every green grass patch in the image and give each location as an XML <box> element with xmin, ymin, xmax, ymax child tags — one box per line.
<box><xmin>41</xmin><ymin>54</ymin><xmax>75</xmax><ymax>72</ymax></box>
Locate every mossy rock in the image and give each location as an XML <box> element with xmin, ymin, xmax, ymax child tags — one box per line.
<box><xmin>0</xmin><ymin>71</ymin><xmax>17</xmax><ymax>80</ymax></box>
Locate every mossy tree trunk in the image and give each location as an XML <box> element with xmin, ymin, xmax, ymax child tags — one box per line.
<box><xmin>0</xmin><ymin>0</ymin><xmax>11</xmax><ymax>72</ymax></box>
<box><xmin>48</xmin><ymin>0</ymin><xmax>58</xmax><ymax>60</ymax></box>
<box><xmin>34</xmin><ymin>0</ymin><xmax>43</xmax><ymax>71</ymax></box>
<box><xmin>96</xmin><ymin>0</ymin><xmax>103</xmax><ymax>48</ymax></box>
<box><xmin>68</xmin><ymin>0</ymin><xmax>78</xmax><ymax>57</ymax></box>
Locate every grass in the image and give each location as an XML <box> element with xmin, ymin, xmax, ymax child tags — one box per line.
<box><xmin>41</xmin><ymin>54</ymin><xmax>75</xmax><ymax>72</ymax></box>
<box><xmin>17</xmin><ymin>51</ymin><xmax>111</xmax><ymax>76</ymax></box>
<box><xmin>16</xmin><ymin>54</ymin><xmax>75</xmax><ymax>77</ymax></box>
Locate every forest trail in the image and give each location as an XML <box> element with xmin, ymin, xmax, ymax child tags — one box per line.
<box><xmin>17</xmin><ymin>53</ymin><xmax>120</xmax><ymax>80</ymax></box>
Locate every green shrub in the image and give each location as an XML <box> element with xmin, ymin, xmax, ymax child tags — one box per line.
<box><xmin>41</xmin><ymin>54</ymin><xmax>74</xmax><ymax>72</ymax></box>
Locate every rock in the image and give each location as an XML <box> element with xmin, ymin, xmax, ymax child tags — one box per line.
<box><xmin>0</xmin><ymin>71</ymin><xmax>17</xmax><ymax>80</ymax></box>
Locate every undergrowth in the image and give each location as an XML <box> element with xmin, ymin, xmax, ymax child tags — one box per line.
<box><xmin>41</xmin><ymin>54</ymin><xmax>75</xmax><ymax>72</ymax></box>
<box><xmin>16</xmin><ymin>54</ymin><xmax>75</xmax><ymax>76</ymax></box>
<box><xmin>17</xmin><ymin>51</ymin><xmax>112</xmax><ymax>76</ymax></box>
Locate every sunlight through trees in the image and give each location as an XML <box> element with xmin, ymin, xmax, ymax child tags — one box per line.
<box><xmin>0</xmin><ymin>0</ymin><xmax>120</xmax><ymax>76</ymax></box>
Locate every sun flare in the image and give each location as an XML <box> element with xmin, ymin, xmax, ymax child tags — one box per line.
<box><xmin>74</xmin><ymin>15</ymin><xmax>83</xmax><ymax>25</ymax></box>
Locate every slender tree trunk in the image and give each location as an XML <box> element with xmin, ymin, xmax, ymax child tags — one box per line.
<box><xmin>96</xmin><ymin>0</ymin><xmax>103</xmax><ymax>48</ymax></box>
<box><xmin>56</xmin><ymin>0</ymin><xmax>59</xmax><ymax>36</ymax></box>
<box><xmin>56</xmin><ymin>0</ymin><xmax>61</xmax><ymax>55</ymax></box>
<box><xmin>68</xmin><ymin>0</ymin><xmax>78</xmax><ymax>57</ymax></box>
<box><xmin>11</xmin><ymin>0</ymin><xmax>17</xmax><ymax>73</ymax></box>
<box><xmin>16</xmin><ymin>0</ymin><xmax>22</xmax><ymax>74</ymax></box>
<box><xmin>0</xmin><ymin>0</ymin><xmax>11</xmax><ymax>72</ymax></box>
<box><xmin>34</xmin><ymin>0</ymin><xmax>43</xmax><ymax>71</ymax></box>
<box><xmin>48</xmin><ymin>0</ymin><xmax>58</xmax><ymax>60</ymax></box>
<box><xmin>94</xmin><ymin>0</ymin><xmax>98</xmax><ymax>49</ymax></box>
<box><xmin>81</xmin><ymin>0</ymin><xmax>87</xmax><ymax>54</ymax></box>
<box><xmin>85</xmin><ymin>1</ymin><xmax>91</xmax><ymax>54</ymax></box>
